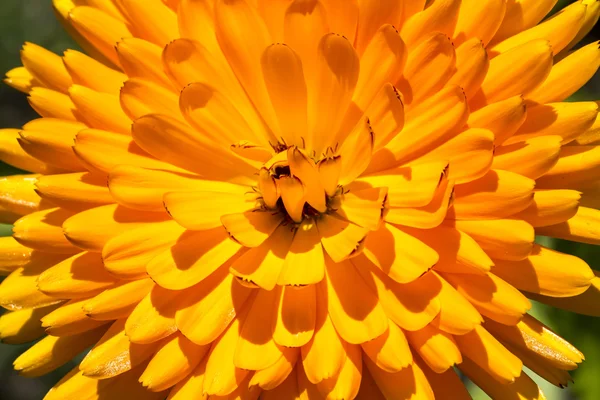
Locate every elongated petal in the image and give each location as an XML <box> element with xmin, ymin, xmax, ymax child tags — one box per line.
<box><xmin>405</xmin><ymin>324</ymin><xmax>462</xmax><ymax>373</ymax></box>
<box><xmin>361</xmin><ymin>321</ymin><xmax>412</xmax><ymax>373</ymax></box>
<box><xmin>13</xmin><ymin>208</ymin><xmax>79</xmax><ymax>253</ymax></box>
<box><xmin>83</xmin><ymin>278</ymin><xmax>154</xmax><ymax>321</ymax></box>
<box><xmin>492</xmin><ymin>136</ymin><xmax>562</xmax><ymax>180</ymax></box>
<box><xmin>537</xmin><ymin>206</ymin><xmax>600</xmax><ymax>245</ymax></box>
<box><xmin>273</xmin><ymin>285</ymin><xmax>316</xmax><ymax>347</ymax></box>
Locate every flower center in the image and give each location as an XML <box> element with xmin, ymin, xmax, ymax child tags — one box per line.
<box><xmin>257</xmin><ymin>146</ymin><xmax>342</xmax><ymax>224</ymax></box>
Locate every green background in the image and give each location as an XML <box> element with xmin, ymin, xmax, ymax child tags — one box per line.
<box><xmin>0</xmin><ymin>0</ymin><xmax>598</xmax><ymax>399</ymax></box>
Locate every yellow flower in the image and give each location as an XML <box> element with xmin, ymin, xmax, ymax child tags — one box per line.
<box><xmin>1</xmin><ymin>0</ymin><xmax>600</xmax><ymax>398</ymax></box>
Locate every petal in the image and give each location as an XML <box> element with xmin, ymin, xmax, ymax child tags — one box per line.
<box><xmin>530</xmin><ymin>272</ymin><xmax>600</xmax><ymax>317</ymax></box>
<box><xmin>28</xmin><ymin>87</ymin><xmax>77</xmax><ymax>120</ymax></box>
<box><xmin>117</xmin><ymin>37</ymin><xmax>174</xmax><ymax>89</ymax></box>
<box><xmin>365</xmin><ymin>358</ymin><xmax>435</xmax><ymax>400</ymax></box>
<box><xmin>167</xmin><ymin>357</ymin><xmax>208</xmax><ymax>400</ymax></box>
<box><xmin>119</xmin><ymin>78</ymin><xmax>182</xmax><ymax>121</ymax></box>
<box><xmin>316</xmin><ymin>214</ymin><xmax>369</xmax><ymax>263</ymax></box>
<box><xmin>63</xmin><ymin>204</ymin><xmax>169</xmax><ymax>252</ymax></box>
<box><xmin>175</xmin><ymin>268</ymin><xmax>253</xmax><ymax>346</ymax></box>
<box><xmin>125</xmin><ymin>285</ymin><xmax>179</xmax><ymax>344</ymax></box>
<box><xmin>455</xmin><ymin>325</ymin><xmax>523</xmax><ymax>384</ymax></box>
<box><xmin>118</xmin><ymin>0</ymin><xmax>178</xmax><ymax>46</ymax></box>
<box><xmin>80</xmin><ymin>319</ymin><xmax>160</xmax><ymax>379</ymax></box>
<box><xmin>355</xmin><ymin>0</ymin><xmax>403</xmax><ymax>53</ymax></box>
<box><xmin>82</xmin><ymin>278</ymin><xmax>154</xmax><ymax>321</ymax></box>
<box><xmin>337</xmin><ymin>187</ymin><xmax>387</xmax><ymax>231</ymax></box>
<box><xmin>442</xmin><ymin>272</ymin><xmax>531</xmax><ymax>326</ymax></box>
<box><xmin>512</xmin><ymin>190</ymin><xmax>581</xmax><ymax>228</ymax></box>
<box><xmin>448</xmin><ymin>38</ymin><xmax>489</xmax><ymax>99</ymax></box>
<box><xmin>468</xmin><ymin>95</ymin><xmax>527</xmax><ymax>146</ymax></box>
<box><xmin>492</xmin><ymin>136</ymin><xmax>562</xmax><ymax>180</ymax></box>
<box><xmin>35</xmin><ymin>172</ymin><xmax>114</xmax><ymax>211</ymax></box>
<box><xmin>537</xmin><ymin>206</ymin><xmax>600</xmax><ymax>246</ymax></box>
<box><xmin>221</xmin><ymin>210</ymin><xmax>284</xmax><ymax>248</ymax></box>
<box><xmin>69</xmin><ymin>85</ymin><xmax>131</xmax><ymax>135</ymax></box>
<box><xmin>405</xmin><ymin>324</ymin><xmax>462</xmax><ymax>373</ymax></box>
<box><xmin>362</xmin><ymin>224</ymin><xmax>438</xmax><ymax>284</ymax></box>
<box><xmin>316</xmin><ymin>344</ymin><xmax>362</xmax><ymax>400</ymax></box>
<box><xmin>0</xmin><ymin>236</ymin><xmax>33</xmax><ymax>275</ymax></box>
<box><xmin>536</xmin><ymin>145</ymin><xmax>600</xmax><ymax>190</ymax></box>
<box><xmin>492</xmin><ymin>245</ymin><xmax>594</xmax><ymax>298</ymax></box>
<box><xmin>230</xmin><ymin>224</ymin><xmax>294</xmax><ymax>290</ymax></box>
<box><xmin>356</xmin><ymin>265</ymin><xmax>441</xmax><ymax>332</ymax></box>
<box><xmin>102</xmin><ymin>220</ymin><xmax>185</xmax><ymax>280</ymax></box>
<box><xmin>0</xmin><ymin>306</ymin><xmax>56</xmax><ymax>345</ymax></box>
<box><xmin>0</xmin><ymin>128</ymin><xmax>59</xmax><ymax>174</ymax></box>
<box><xmin>12</xmin><ymin>208</ymin><xmax>79</xmax><ymax>253</ymax></box>
<box><xmin>140</xmin><ymin>332</ymin><xmax>209</xmax><ymax>392</ymax></box>
<box><xmin>278</xmin><ymin>220</ymin><xmax>325</xmax><ymax>286</ymax></box>
<box><xmin>337</xmin><ymin>117</ymin><xmax>374</xmax><ymax>185</ymax></box>
<box><xmin>4</xmin><ymin>66</ymin><xmax>36</xmax><ymax>93</ymax></box>
<box><xmin>453</xmin><ymin>0</ymin><xmax>506</xmax><ymax>46</ymax></box>
<box><xmin>451</xmin><ymin>170</ymin><xmax>535</xmax><ymax>220</ymax></box>
<box><xmin>324</xmin><ymin>257</ymin><xmax>388</xmax><ymax>344</ymax></box>
<box><xmin>492</xmin><ymin>0</ymin><xmax>557</xmax><ymax>43</ymax></box>
<box><xmin>452</xmin><ymin>219</ymin><xmax>535</xmax><ymax>261</ymax></box>
<box><xmin>0</xmin><ymin>174</ymin><xmax>45</xmax><ymax>223</ymax></box>
<box><xmin>369</xmin><ymin>84</ymin><xmax>405</xmax><ymax>151</ymax></box>
<box><xmin>273</xmin><ymin>285</ymin><xmax>316</xmax><ymax>348</ymax></box>
<box><xmin>41</xmin><ymin>298</ymin><xmax>109</xmax><ymax>337</ymax></box>
<box><xmin>361</xmin><ymin>321</ymin><xmax>412</xmax><ymax>373</ymax></box>
<box><xmin>147</xmin><ymin>228</ymin><xmax>242</xmax><ymax>290</ymax></box>
<box><xmin>19</xmin><ymin>126</ymin><xmax>86</xmax><ymax>171</ymax></box>
<box><xmin>63</xmin><ymin>49</ymin><xmax>126</xmax><ymax>94</ymax></box>
<box><xmin>37</xmin><ymin>252</ymin><xmax>117</xmax><ymax>299</ymax></box>
<box><xmin>400</xmin><ymin>0</ymin><xmax>461</xmax><ymax>46</ymax></box>
<box><xmin>249</xmin><ymin>347</ymin><xmax>298</xmax><ymax>390</ymax></box>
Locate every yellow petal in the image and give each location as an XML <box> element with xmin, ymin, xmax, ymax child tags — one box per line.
<box><xmin>429</xmin><ymin>271</ymin><xmax>483</xmax><ymax>335</ymax></box>
<box><xmin>0</xmin><ymin>254</ymin><xmax>66</xmax><ymax>310</ymax></box>
<box><xmin>530</xmin><ymin>271</ymin><xmax>600</xmax><ymax>317</ymax></box>
<box><xmin>385</xmin><ymin>177</ymin><xmax>455</xmax><ymax>229</ymax></box>
<box><xmin>537</xmin><ymin>206</ymin><xmax>600</xmax><ymax>245</ymax></box>
<box><xmin>448</xmin><ymin>38</ymin><xmax>489</xmax><ymax>99</ymax></box>
<box><xmin>102</xmin><ymin>220</ymin><xmax>184</xmax><ymax>280</ymax></box>
<box><xmin>273</xmin><ymin>285</ymin><xmax>316</xmax><ymax>347</ymax></box>
<box><xmin>316</xmin><ymin>214</ymin><xmax>369</xmax><ymax>263</ymax></box>
<box><xmin>459</xmin><ymin>357</ymin><xmax>546</xmax><ymax>400</ymax></box>
<box><xmin>401</xmin><ymin>0</ymin><xmax>461</xmax><ymax>47</ymax></box>
<box><xmin>132</xmin><ymin>114</ymin><xmax>256</xmax><ymax>185</ymax></box>
<box><xmin>362</xmin><ymin>224</ymin><xmax>438</xmax><ymax>284</ymax></box>
<box><xmin>536</xmin><ymin>145</ymin><xmax>600</xmax><ymax>190</ymax></box>
<box><xmin>250</xmin><ymin>347</ymin><xmax>298</xmax><ymax>391</ymax></box>
<box><xmin>493</xmin><ymin>245</ymin><xmax>594</xmax><ymax>298</ymax></box>
<box><xmin>492</xmin><ymin>0</ymin><xmax>558</xmax><ymax>44</ymax></box>
<box><xmin>41</xmin><ymin>298</ymin><xmax>109</xmax><ymax>337</ymax></box>
<box><xmin>0</xmin><ymin>129</ymin><xmax>65</xmax><ymax>174</ymax></box>
<box><xmin>175</xmin><ymin>268</ymin><xmax>254</xmax><ymax>346</ymax></box>
<box><xmin>20</xmin><ymin>42</ymin><xmax>72</xmax><ymax>93</ymax></box>
<box><xmin>14</xmin><ymin>325</ymin><xmax>106</xmax><ymax>377</ymax></box>
<box><xmin>4</xmin><ymin>66</ymin><xmax>37</xmax><ymax>93</ymax></box>
<box><xmin>37</xmin><ymin>252</ymin><xmax>117</xmax><ymax>299</ymax></box>
<box><xmin>69</xmin><ymin>84</ymin><xmax>131</xmax><ymax>135</ymax></box>
<box><xmin>125</xmin><ymin>285</ymin><xmax>179</xmax><ymax>344</ymax></box>
<box><xmin>83</xmin><ymin>278</ymin><xmax>154</xmax><ymax>321</ymax></box>
<box><xmin>120</xmin><ymin>78</ymin><xmax>182</xmax><ymax>121</ymax></box>
<box><xmin>164</xmin><ymin>189</ymin><xmax>256</xmax><ymax>231</ymax></box>
<box><xmin>230</xmin><ymin>224</ymin><xmax>294</xmax><ymax>290</ymax></box>
<box><xmin>63</xmin><ymin>49</ymin><xmax>126</xmax><ymax>94</ymax></box>
<box><xmin>451</xmin><ymin>169</ymin><xmax>535</xmax><ymax>220</ymax></box>
<box><xmin>316</xmin><ymin>344</ymin><xmax>362</xmax><ymax>400</ymax></box>
<box><xmin>74</xmin><ymin>128</ymin><xmax>181</xmax><ymax>174</ymax></box>
<box><xmin>278</xmin><ymin>220</ymin><xmax>325</xmax><ymax>286</ymax></box>
<box><xmin>69</xmin><ymin>6</ymin><xmax>132</xmax><ymax>67</ymax></box>
<box><xmin>355</xmin><ymin>0</ymin><xmax>403</xmax><ymax>53</ymax></box>
<box><xmin>527</xmin><ymin>40</ymin><xmax>600</xmax><ymax>104</ymax></box>
<box><xmin>0</xmin><ymin>236</ymin><xmax>33</xmax><ymax>275</ymax></box>
<box><xmin>473</xmin><ymin>39</ymin><xmax>553</xmax><ymax>106</ymax></box>
<box><xmin>221</xmin><ymin>210</ymin><xmax>284</xmax><ymax>248</ymax></box>
<box><xmin>405</xmin><ymin>324</ymin><xmax>462</xmax><ymax>373</ymax></box>
<box><xmin>117</xmin><ymin>37</ymin><xmax>174</xmax><ymax>89</ymax></box>
<box><xmin>418</xmin><ymin>356</ymin><xmax>471</xmax><ymax>400</ymax></box>
<box><xmin>310</xmin><ymin>33</ymin><xmax>360</xmax><ymax>156</ymax></box>
<box><xmin>140</xmin><ymin>332</ymin><xmax>209</xmax><ymax>392</ymax></box>
<box><xmin>203</xmin><ymin>311</ymin><xmax>251</xmax><ymax>396</ymax></box>
<box><xmin>354</xmin><ymin>361</ymin><xmax>386</xmax><ymax>400</ymax></box>
<box><xmin>288</xmin><ymin>147</ymin><xmax>326</xmax><ymax>212</ymax></box>
<box><xmin>63</xmin><ymin>204</ymin><xmax>169</xmax><ymax>252</ymax></box>
<box><xmin>80</xmin><ymin>319</ymin><xmax>161</xmax><ymax>379</ymax></box>
<box><xmin>399</xmin><ymin>33</ymin><xmax>456</xmax><ymax>105</ymax></box>
<box><xmin>337</xmin><ymin>118</ymin><xmax>374</xmax><ymax>185</ymax></box>
<box><xmin>485</xmin><ymin>313</ymin><xmax>584</xmax><ymax>370</ymax></box>
<box><xmin>490</xmin><ymin>2</ymin><xmax>586</xmax><ymax>56</ymax></box>
<box><xmin>365</xmin><ymin>357</ymin><xmax>435</xmax><ymax>400</ymax></box>
<box><xmin>235</xmin><ymin>289</ymin><xmax>283</xmax><ymax>370</ymax></box>
<box><xmin>512</xmin><ymin>189</ymin><xmax>581</xmax><ymax>228</ymax></box>
<box><xmin>13</xmin><ymin>208</ymin><xmax>79</xmax><ymax>253</ymax></box>
<box><xmin>361</xmin><ymin>321</ymin><xmax>412</xmax><ymax>373</ymax></box>
<box><xmin>147</xmin><ymin>228</ymin><xmax>242</xmax><ymax>290</ymax></box>
<box><xmin>453</xmin><ymin>0</ymin><xmax>506</xmax><ymax>46</ymax></box>
<box><xmin>28</xmin><ymin>87</ymin><xmax>78</xmax><ymax>120</ymax></box>
<box><xmin>442</xmin><ymin>272</ymin><xmax>531</xmax><ymax>326</ymax></box>
<box><xmin>0</xmin><ymin>305</ymin><xmax>58</xmax><ymax>344</ymax></box>
<box><xmin>354</xmin><ymin>24</ymin><xmax>406</xmax><ymax>111</ymax></box>
<box><xmin>0</xmin><ymin>174</ymin><xmax>45</xmax><ymax>224</ymax></box>
<box><xmin>324</xmin><ymin>257</ymin><xmax>388</xmax><ymax>344</ymax></box>
<box><xmin>409</xmin><ymin>128</ymin><xmax>494</xmax><ymax>184</ymax></box>
<box><xmin>373</xmin><ymin>85</ymin><xmax>468</xmax><ymax>170</ymax></box>
<box><xmin>368</xmin><ymin>84</ymin><xmax>405</xmax><ymax>151</ymax></box>
<box><xmin>507</xmin><ymin>102</ymin><xmax>598</xmax><ymax>145</ymax></box>
<box><xmin>492</xmin><ymin>136</ymin><xmax>562</xmax><ymax>180</ymax></box>
<box><xmin>36</xmin><ymin>172</ymin><xmax>113</xmax><ymax>211</ymax></box>
<box><xmin>468</xmin><ymin>95</ymin><xmax>527</xmax><ymax>146</ymax></box>
<box><xmin>166</xmin><ymin>357</ymin><xmax>208</xmax><ymax>400</ymax></box>
<box><xmin>337</xmin><ymin>187</ymin><xmax>387</xmax><ymax>231</ymax></box>
<box><xmin>357</xmin><ymin>265</ymin><xmax>441</xmax><ymax>332</ymax></box>
<box><xmin>119</xmin><ymin>0</ymin><xmax>178</xmax><ymax>46</ymax></box>
<box><xmin>452</xmin><ymin>219</ymin><xmax>535</xmax><ymax>261</ymax></box>
<box><xmin>301</xmin><ymin>289</ymin><xmax>346</xmax><ymax>384</ymax></box>
<box><xmin>18</xmin><ymin>128</ymin><xmax>86</xmax><ymax>172</ymax></box>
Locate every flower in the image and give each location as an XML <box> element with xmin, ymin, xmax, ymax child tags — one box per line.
<box><xmin>1</xmin><ymin>0</ymin><xmax>600</xmax><ymax>398</ymax></box>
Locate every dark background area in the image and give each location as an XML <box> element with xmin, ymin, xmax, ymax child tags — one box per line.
<box><xmin>0</xmin><ymin>1</ymin><xmax>598</xmax><ymax>399</ymax></box>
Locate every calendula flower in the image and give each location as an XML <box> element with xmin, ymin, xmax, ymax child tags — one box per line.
<box><xmin>1</xmin><ymin>0</ymin><xmax>600</xmax><ymax>398</ymax></box>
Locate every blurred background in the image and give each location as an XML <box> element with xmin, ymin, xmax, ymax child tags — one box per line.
<box><xmin>0</xmin><ymin>0</ymin><xmax>599</xmax><ymax>399</ymax></box>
